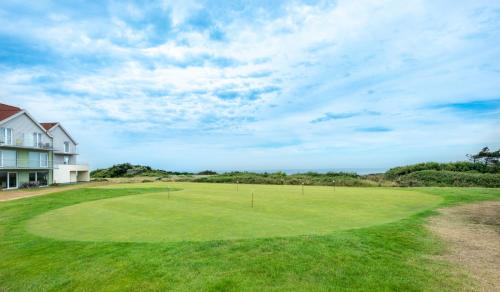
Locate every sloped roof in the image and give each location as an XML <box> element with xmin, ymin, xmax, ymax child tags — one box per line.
<box><xmin>41</xmin><ymin>122</ymin><xmax>58</xmax><ymax>131</ymax></box>
<box><xmin>0</xmin><ymin>103</ymin><xmax>22</xmax><ymax>122</ymax></box>
<box><xmin>42</xmin><ymin>122</ymin><xmax>78</xmax><ymax>144</ymax></box>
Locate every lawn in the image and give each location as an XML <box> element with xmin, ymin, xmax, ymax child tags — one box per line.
<box><xmin>27</xmin><ymin>183</ymin><xmax>441</xmax><ymax>242</ymax></box>
<box><xmin>0</xmin><ymin>182</ymin><xmax>499</xmax><ymax>290</ymax></box>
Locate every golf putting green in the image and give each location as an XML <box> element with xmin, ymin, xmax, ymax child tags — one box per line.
<box><xmin>27</xmin><ymin>183</ymin><xmax>441</xmax><ymax>243</ymax></box>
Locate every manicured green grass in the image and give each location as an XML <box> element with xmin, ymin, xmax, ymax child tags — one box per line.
<box><xmin>27</xmin><ymin>183</ymin><xmax>441</xmax><ymax>242</ymax></box>
<box><xmin>0</xmin><ymin>183</ymin><xmax>499</xmax><ymax>290</ymax></box>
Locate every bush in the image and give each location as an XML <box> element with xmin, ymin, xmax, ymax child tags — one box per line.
<box><xmin>20</xmin><ymin>182</ymin><xmax>40</xmax><ymax>189</ymax></box>
<box><xmin>197</xmin><ymin>170</ymin><xmax>218</xmax><ymax>175</ymax></box>
<box><xmin>385</xmin><ymin>161</ymin><xmax>499</xmax><ymax>179</ymax></box>
<box><xmin>91</xmin><ymin>163</ymin><xmax>194</xmax><ymax>178</ymax></box>
<box><xmin>192</xmin><ymin>171</ymin><xmax>375</xmax><ymax>187</ymax></box>
<box><xmin>397</xmin><ymin>170</ymin><xmax>500</xmax><ymax>188</ymax></box>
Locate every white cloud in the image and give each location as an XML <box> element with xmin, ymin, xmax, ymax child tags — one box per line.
<box><xmin>1</xmin><ymin>0</ymin><xmax>499</xmax><ymax>170</ymax></box>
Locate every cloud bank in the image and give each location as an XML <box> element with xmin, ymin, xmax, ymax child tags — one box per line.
<box><xmin>1</xmin><ymin>0</ymin><xmax>499</xmax><ymax>171</ymax></box>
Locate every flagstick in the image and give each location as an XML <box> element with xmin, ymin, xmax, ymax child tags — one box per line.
<box><xmin>251</xmin><ymin>191</ymin><xmax>254</xmax><ymax>208</ymax></box>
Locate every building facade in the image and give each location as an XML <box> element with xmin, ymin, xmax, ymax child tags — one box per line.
<box><xmin>0</xmin><ymin>103</ymin><xmax>89</xmax><ymax>189</ymax></box>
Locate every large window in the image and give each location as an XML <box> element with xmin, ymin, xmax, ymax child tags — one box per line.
<box><xmin>0</xmin><ymin>150</ymin><xmax>17</xmax><ymax>167</ymax></box>
<box><xmin>37</xmin><ymin>171</ymin><xmax>48</xmax><ymax>186</ymax></box>
<box><xmin>29</xmin><ymin>172</ymin><xmax>36</xmax><ymax>182</ymax></box>
<box><xmin>0</xmin><ymin>128</ymin><xmax>13</xmax><ymax>145</ymax></box>
<box><xmin>64</xmin><ymin>141</ymin><xmax>70</xmax><ymax>153</ymax></box>
<box><xmin>0</xmin><ymin>172</ymin><xmax>17</xmax><ymax>189</ymax></box>
<box><xmin>40</xmin><ymin>153</ymin><xmax>48</xmax><ymax>167</ymax></box>
<box><xmin>28</xmin><ymin>171</ymin><xmax>48</xmax><ymax>186</ymax></box>
<box><xmin>8</xmin><ymin>172</ymin><xmax>17</xmax><ymax>188</ymax></box>
<box><xmin>33</xmin><ymin>133</ymin><xmax>42</xmax><ymax>148</ymax></box>
<box><xmin>28</xmin><ymin>152</ymin><xmax>48</xmax><ymax>168</ymax></box>
<box><xmin>0</xmin><ymin>172</ymin><xmax>6</xmax><ymax>189</ymax></box>
<box><xmin>28</xmin><ymin>152</ymin><xmax>39</xmax><ymax>168</ymax></box>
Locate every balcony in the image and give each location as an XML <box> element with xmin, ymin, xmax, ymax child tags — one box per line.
<box><xmin>0</xmin><ymin>159</ymin><xmax>53</xmax><ymax>169</ymax></box>
<box><xmin>0</xmin><ymin>140</ymin><xmax>53</xmax><ymax>151</ymax></box>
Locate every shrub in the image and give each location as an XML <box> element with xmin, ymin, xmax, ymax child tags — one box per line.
<box><xmin>197</xmin><ymin>170</ymin><xmax>218</xmax><ymax>175</ymax></box>
<box><xmin>192</xmin><ymin>171</ymin><xmax>375</xmax><ymax>187</ymax></box>
<box><xmin>397</xmin><ymin>170</ymin><xmax>500</xmax><ymax>188</ymax></box>
<box><xmin>385</xmin><ymin>161</ymin><xmax>499</xmax><ymax>179</ymax></box>
<box><xmin>20</xmin><ymin>182</ymin><xmax>40</xmax><ymax>189</ymax></box>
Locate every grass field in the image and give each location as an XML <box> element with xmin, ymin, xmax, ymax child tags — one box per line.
<box><xmin>1</xmin><ymin>183</ymin><xmax>499</xmax><ymax>290</ymax></box>
<box><xmin>27</xmin><ymin>183</ymin><xmax>441</xmax><ymax>242</ymax></box>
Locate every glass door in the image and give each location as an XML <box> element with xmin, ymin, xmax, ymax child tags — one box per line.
<box><xmin>0</xmin><ymin>172</ymin><xmax>7</xmax><ymax>189</ymax></box>
<box><xmin>7</xmin><ymin>172</ymin><xmax>17</xmax><ymax>189</ymax></box>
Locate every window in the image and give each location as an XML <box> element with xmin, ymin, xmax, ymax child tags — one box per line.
<box><xmin>36</xmin><ymin>171</ymin><xmax>48</xmax><ymax>186</ymax></box>
<box><xmin>28</xmin><ymin>172</ymin><xmax>48</xmax><ymax>186</ymax></box>
<box><xmin>28</xmin><ymin>152</ymin><xmax>39</xmax><ymax>168</ymax></box>
<box><xmin>1</xmin><ymin>128</ymin><xmax>13</xmax><ymax>145</ymax></box>
<box><xmin>33</xmin><ymin>133</ymin><xmax>42</xmax><ymax>148</ymax></box>
<box><xmin>64</xmin><ymin>156</ymin><xmax>70</xmax><ymax>165</ymax></box>
<box><xmin>0</xmin><ymin>172</ymin><xmax>6</xmax><ymax>189</ymax></box>
<box><xmin>40</xmin><ymin>153</ymin><xmax>48</xmax><ymax>167</ymax></box>
<box><xmin>64</xmin><ymin>141</ymin><xmax>70</xmax><ymax>153</ymax></box>
<box><xmin>1</xmin><ymin>172</ymin><xmax>18</xmax><ymax>189</ymax></box>
<box><xmin>8</xmin><ymin>172</ymin><xmax>17</xmax><ymax>188</ymax></box>
<box><xmin>0</xmin><ymin>150</ymin><xmax>16</xmax><ymax>167</ymax></box>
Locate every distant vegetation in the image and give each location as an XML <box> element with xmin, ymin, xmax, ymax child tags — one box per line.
<box><xmin>191</xmin><ymin>171</ymin><xmax>374</xmax><ymax>186</ymax></box>
<box><xmin>90</xmin><ymin>163</ymin><xmax>196</xmax><ymax>178</ymax></box>
<box><xmin>91</xmin><ymin>147</ymin><xmax>500</xmax><ymax>187</ymax></box>
<box><xmin>385</xmin><ymin>147</ymin><xmax>500</xmax><ymax>187</ymax></box>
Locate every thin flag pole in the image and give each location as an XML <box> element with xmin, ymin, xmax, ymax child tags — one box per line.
<box><xmin>251</xmin><ymin>191</ymin><xmax>254</xmax><ymax>208</ymax></box>
<box><xmin>302</xmin><ymin>182</ymin><xmax>304</xmax><ymax>195</ymax></box>
<box><xmin>167</xmin><ymin>186</ymin><xmax>170</xmax><ymax>199</ymax></box>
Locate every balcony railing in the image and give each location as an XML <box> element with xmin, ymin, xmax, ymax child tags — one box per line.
<box><xmin>0</xmin><ymin>140</ymin><xmax>53</xmax><ymax>150</ymax></box>
<box><xmin>0</xmin><ymin>159</ymin><xmax>53</xmax><ymax>169</ymax></box>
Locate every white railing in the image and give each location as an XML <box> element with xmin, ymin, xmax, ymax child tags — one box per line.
<box><xmin>0</xmin><ymin>140</ymin><xmax>53</xmax><ymax>149</ymax></box>
<box><xmin>0</xmin><ymin>159</ymin><xmax>53</xmax><ymax>169</ymax></box>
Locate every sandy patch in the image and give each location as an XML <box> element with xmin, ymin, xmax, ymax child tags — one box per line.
<box><xmin>429</xmin><ymin>201</ymin><xmax>500</xmax><ymax>291</ymax></box>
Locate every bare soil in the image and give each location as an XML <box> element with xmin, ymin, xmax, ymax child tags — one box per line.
<box><xmin>0</xmin><ymin>182</ymin><xmax>109</xmax><ymax>202</ymax></box>
<box><xmin>429</xmin><ymin>201</ymin><xmax>500</xmax><ymax>292</ymax></box>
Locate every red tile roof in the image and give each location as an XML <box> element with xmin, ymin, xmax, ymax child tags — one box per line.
<box><xmin>0</xmin><ymin>103</ymin><xmax>22</xmax><ymax>122</ymax></box>
<box><xmin>41</xmin><ymin>122</ymin><xmax>58</xmax><ymax>131</ymax></box>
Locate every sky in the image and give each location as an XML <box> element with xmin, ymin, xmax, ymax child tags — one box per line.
<box><xmin>1</xmin><ymin>0</ymin><xmax>499</xmax><ymax>172</ymax></box>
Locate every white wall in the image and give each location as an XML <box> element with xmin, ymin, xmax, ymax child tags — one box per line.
<box><xmin>50</xmin><ymin>126</ymin><xmax>77</xmax><ymax>154</ymax></box>
<box><xmin>1</xmin><ymin>113</ymin><xmax>52</xmax><ymax>147</ymax></box>
<box><xmin>53</xmin><ymin>164</ymin><xmax>90</xmax><ymax>184</ymax></box>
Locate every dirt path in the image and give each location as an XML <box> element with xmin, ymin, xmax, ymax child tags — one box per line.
<box><xmin>429</xmin><ymin>201</ymin><xmax>500</xmax><ymax>292</ymax></box>
<box><xmin>0</xmin><ymin>182</ymin><xmax>109</xmax><ymax>202</ymax></box>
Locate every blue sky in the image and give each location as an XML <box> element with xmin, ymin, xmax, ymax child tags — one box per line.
<box><xmin>1</xmin><ymin>0</ymin><xmax>499</xmax><ymax>172</ymax></box>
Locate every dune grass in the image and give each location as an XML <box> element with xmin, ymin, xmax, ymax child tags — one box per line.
<box><xmin>0</xmin><ymin>183</ymin><xmax>499</xmax><ymax>290</ymax></box>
